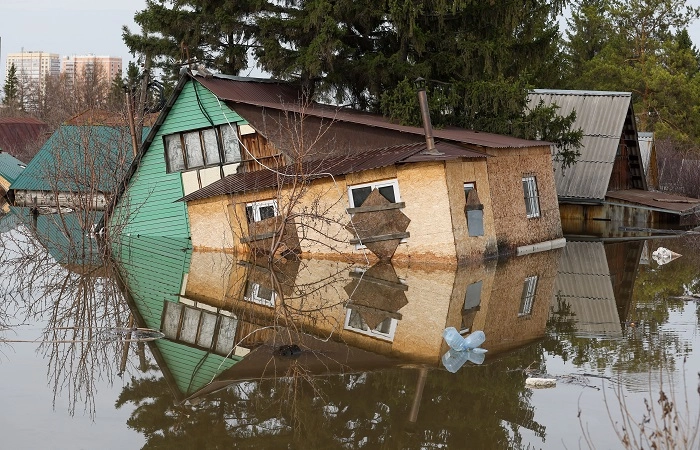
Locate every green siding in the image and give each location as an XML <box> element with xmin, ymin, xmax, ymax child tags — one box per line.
<box><xmin>113</xmin><ymin>234</ymin><xmax>239</xmax><ymax>396</ymax></box>
<box><xmin>110</xmin><ymin>80</ymin><xmax>246</xmax><ymax>239</ymax></box>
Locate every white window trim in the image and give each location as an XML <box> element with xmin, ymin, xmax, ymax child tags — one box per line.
<box><xmin>347</xmin><ymin>179</ymin><xmax>401</xmax><ymax>208</ymax></box>
<box><xmin>244</xmin><ymin>282</ymin><xmax>277</xmax><ymax>307</ymax></box>
<box><xmin>164</xmin><ymin>124</ymin><xmax>241</xmax><ymax>173</ymax></box>
<box><xmin>522</xmin><ymin>175</ymin><xmax>541</xmax><ymax>219</ymax></box>
<box><xmin>343</xmin><ymin>308</ymin><xmax>398</xmax><ymax>341</ymax></box>
<box><xmin>246</xmin><ymin>199</ymin><xmax>278</xmax><ymax>223</ymax></box>
<box><xmin>519</xmin><ymin>275</ymin><xmax>538</xmax><ymax>317</ymax></box>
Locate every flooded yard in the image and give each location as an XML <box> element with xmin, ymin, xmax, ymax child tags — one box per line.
<box><xmin>1</xmin><ymin>211</ymin><xmax>699</xmax><ymax>449</ymax></box>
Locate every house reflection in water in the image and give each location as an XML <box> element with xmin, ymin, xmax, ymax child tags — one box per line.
<box><xmin>551</xmin><ymin>239</ymin><xmax>645</xmax><ymax>337</ymax></box>
<box><xmin>111</xmin><ymin>234</ymin><xmax>562</xmax><ymax>402</ymax></box>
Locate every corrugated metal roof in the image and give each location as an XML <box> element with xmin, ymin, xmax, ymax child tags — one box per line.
<box><xmin>0</xmin><ymin>117</ymin><xmax>48</xmax><ymax>158</ymax></box>
<box><xmin>196</xmin><ymin>74</ymin><xmax>546</xmax><ymax>149</ymax></box>
<box><xmin>0</xmin><ymin>152</ymin><xmax>26</xmax><ymax>184</ymax></box>
<box><xmin>529</xmin><ymin>89</ymin><xmax>633</xmax><ymax>200</ymax></box>
<box><xmin>181</xmin><ymin>140</ymin><xmax>487</xmax><ymax>202</ymax></box>
<box><xmin>10</xmin><ymin>125</ymin><xmax>141</xmax><ymax>193</ymax></box>
<box><xmin>553</xmin><ymin>241</ymin><xmax>622</xmax><ymax>337</ymax></box>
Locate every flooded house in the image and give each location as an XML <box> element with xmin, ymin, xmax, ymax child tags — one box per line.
<box><xmin>108</xmin><ymin>71</ymin><xmax>564</xmax><ymax>264</ymax></box>
<box><xmin>528</xmin><ymin>89</ymin><xmax>700</xmax><ymax>232</ymax></box>
<box><xmin>8</xmin><ymin>122</ymin><xmax>139</xmax><ymax>213</ymax></box>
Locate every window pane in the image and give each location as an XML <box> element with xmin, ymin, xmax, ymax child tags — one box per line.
<box><xmin>221</xmin><ymin>126</ymin><xmax>241</xmax><ymax>163</ymax></box>
<box><xmin>378</xmin><ymin>185</ymin><xmax>396</xmax><ymax>203</ymax></box>
<box><xmin>258</xmin><ymin>205</ymin><xmax>276</xmax><ymax>221</ymax></box>
<box><xmin>464</xmin><ymin>183</ymin><xmax>475</xmax><ymax>202</ymax></box>
<box><xmin>202</xmin><ymin>128</ymin><xmax>220</xmax><ymax>165</ymax></box>
<box><xmin>185</xmin><ymin>132</ymin><xmax>204</xmax><ymax>168</ymax></box>
<box><xmin>375</xmin><ymin>318</ymin><xmax>393</xmax><ymax>334</ymax></box>
<box><xmin>164</xmin><ymin>135</ymin><xmax>185</xmax><ymax>172</ymax></box>
<box><xmin>350</xmin><ymin>186</ymin><xmax>372</xmax><ymax>207</ymax></box>
<box><xmin>246</xmin><ymin>206</ymin><xmax>254</xmax><ymax>223</ymax></box>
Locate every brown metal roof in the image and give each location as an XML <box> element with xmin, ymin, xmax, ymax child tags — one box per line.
<box><xmin>605</xmin><ymin>189</ymin><xmax>700</xmax><ymax>215</ymax></box>
<box><xmin>0</xmin><ymin>117</ymin><xmax>48</xmax><ymax>156</ymax></box>
<box><xmin>181</xmin><ymin>140</ymin><xmax>487</xmax><ymax>202</ymax></box>
<box><xmin>195</xmin><ymin>75</ymin><xmax>546</xmax><ymax>149</ymax></box>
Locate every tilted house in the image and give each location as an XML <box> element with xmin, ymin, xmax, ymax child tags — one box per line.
<box><xmin>107</xmin><ymin>71</ymin><xmax>564</xmax><ymax>264</ymax></box>
<box><xmin>528</xmin><ymin>89</ymin><xmax>700</xmax><ymax>230</ymax></box>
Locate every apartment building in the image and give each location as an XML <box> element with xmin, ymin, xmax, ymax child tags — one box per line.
<box><xmin>5</xmin><ymin>51</ymin><xmax>61</xmax><ymax>89</ymax></box>
<box><xmin>61</xmin><ymin>54</ymin><xmax>123</xmax><ymax>87</ymax></box>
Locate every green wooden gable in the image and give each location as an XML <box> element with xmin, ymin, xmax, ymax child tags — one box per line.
<box><xmin>113</xmin><ymin>234</ymin><xmax>240</xmax><ymax>398</ymax></box>
<box><xmin>109</xmin><ymin>78</ymin><xmax>246</xmax><ymax>240</ymax></box>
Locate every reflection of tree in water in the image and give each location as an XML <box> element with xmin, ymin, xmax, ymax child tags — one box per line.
<box><xmin>0</xmin><ymin>220</ymin><xmax>130</xmax><ymax>417</ymax></box>
<box><xmin>116</xmin><ymin>346</ymin><xmax>545</xmax><ymax>449</ymax></box>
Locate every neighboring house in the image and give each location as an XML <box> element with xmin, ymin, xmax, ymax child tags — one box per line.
<box><xmin>529</xmin><ymin>89</ymin><xmax>700</xmax><ymax>228</ymax></box>
<box><xmin>108</xmin><ymin>71</ymin><xmax>564</xmax><ymax>264</ymax></box>
<box><xmin>8</xmin><ymin>125</ymin><xmax>139</xmax><ymax>212</ymax></box>
<box><xmin>0</xmin><ymin>116</ymin><xmax>48</xmax><ymax>161</ymax></box>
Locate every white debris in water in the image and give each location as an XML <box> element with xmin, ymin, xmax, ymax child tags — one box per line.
<box><xmin>525</xmin><ymin>377</ymin><xmax>557</xmax><ymax>388</ymax></box>
<box><xmin>652</xmin><ymin>247</ymin><xmax>682</xmax><ymax>266</ymax></box>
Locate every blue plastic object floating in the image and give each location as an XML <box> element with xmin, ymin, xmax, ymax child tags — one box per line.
<box><xmin>441</xmin><ymin>327</ymin><xmax>487</xmax><ymax>372</ymax></box>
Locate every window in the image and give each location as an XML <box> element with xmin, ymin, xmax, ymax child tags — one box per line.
<box><xmin>519</xmin><ymin>275</ymin><xmax>538</xmax><ymax>316</ymax></box>
<box><xmin>245</xmin><ymin>199</ymin><xmax>277</xmax><ymax>223</ymax></box>
<box><xmin>522</xmin><ymin>175</ymin><xmax>541</xmax><ymax>218</ymax></box>
<box><xmin>464</xmin><ymin>182</ymin><xmax>484</xmax><ymax>237</ymax></box>
<box><xmin>164</xmin><ymin>124</ymin><xmax>241</xmax><ymax>173</ymax></box>
<box><xmin>244</xmin><ymin>281</ymin><xmax>276</xmax><ymax>307</ymax></box>
<box><xmin>344</xmin><ymin>309</ymin><xmax>397</xmax><ymax>341</ymax></box>
<box><xmin>348</xmin><ymin>179</ymin><xmax>400</xmax><ymax>208</ymax></box>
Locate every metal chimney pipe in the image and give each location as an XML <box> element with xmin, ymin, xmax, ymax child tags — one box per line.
<box><xmin>415</xmin><ymin>78</ymin><xmax>441</xmax><ymax>155</ymax></box>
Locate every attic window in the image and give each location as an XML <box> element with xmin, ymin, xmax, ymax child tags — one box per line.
<box><xmin>522</xmin><ymin>175</ymin><xmax>541</xmax><ymax>219</ymax></box>
<box><xmin>164</xmin><ymin>124</ymin><xmax>241</xmax><ymax>173</ymax></box>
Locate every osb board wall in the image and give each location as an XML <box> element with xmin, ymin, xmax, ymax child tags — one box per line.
<box><xmin>188</xmin><ymin>196</ymin><xmax>236</xmax><ymax>251</ymax></box>
<box><xmin>470</xmin><ymin>248</ymin><xmax>561</xmax><ymax>354</ymax></box>
<box><xmin>484</xmin><ymin>145</ymin><xmax>562</xmax><ymax>254</ymax></box>
<box><xmin>190</xmin><ymin>162</ymin><xmax>461</xmax><ymax>263</ymax></box>
<box><xmin>184</xmin><ymin>250</ymin><xmax>247</xmax><ymax>308</ymax></box>
<box><xmin>444</xmin><ymin>159</ymin><xmax>498</xmax><ymax>262</ymax></box>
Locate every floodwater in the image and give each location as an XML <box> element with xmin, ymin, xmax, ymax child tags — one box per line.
<box><xmin>1</xmin><ymin>210</ymin><xmax>699</xmax><ymax>449</ymax></box>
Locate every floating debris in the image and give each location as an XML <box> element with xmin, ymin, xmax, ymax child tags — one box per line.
<box><xmin>525</xmin><ymin>377</ymin><xmax>557</xmax><ymax>388</ymax></box>
<box><xmin>442</xmin><ymin>327</ymin><xmax>487</xmax><ymax>372</ymax></box>
<box><xmin>652</xmin><ymin>247</ymin><xmax>682</xmax><ymax>266</ymax></box>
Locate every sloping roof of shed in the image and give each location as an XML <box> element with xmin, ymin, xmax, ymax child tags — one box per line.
<box><xmin>181</xmin><ymin>140</ymin><xmax>487</xmax><ymax>202</ymax></box>
<box><xmin>0</xmin><ymin>152</ymin><xmax>27</xmax><ymax>184</ymax></box>
<box><xmin>196</xmin><ymin>74</ymin><xmax>546</xmax><ymax>149</ymax></box>
<box><xmin>553</xmin><ymin>241</ymin><xmax>622</xmax><ymax>337</ymax></box>
<box><xmin>528</xmin><ymin>89</ymin><xmax>633</xmax><ymax>200</ymax></box>
<box><xmin>0</xmin><ymin>117</ymin><xmax>48</xmax><ymax>157</ymax></box>
<box><xmin>10</xmin><ymin>125</ymin><xmax>141</xmax><ymax>193</ymax></box>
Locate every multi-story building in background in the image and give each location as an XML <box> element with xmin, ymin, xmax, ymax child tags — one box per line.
<box><xmin>61</xmin><ymin>54</ymin><xmax>123</xmax><ymax>88</ymax></box>
<box><xmin>5</xmin><ymin>50</ymin><xmax>61</xmax><ymax>93</ymax></box>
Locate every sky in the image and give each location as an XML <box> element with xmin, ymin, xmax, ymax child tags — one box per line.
<box><xmin>1</xmin><ymin>0</ymin><xmax>700</xmax><ymax>83</ymax></box>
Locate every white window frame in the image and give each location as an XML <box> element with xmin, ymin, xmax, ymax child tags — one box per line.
<box><xmin>519</xmin><ymin>275</ymin><xmax>538</xmax><ymax>317</ymax></box>
<box><xmin>245</xmin><ymin>199</ymin><xmax>278</xmax><ymax>223</ymax></box>
<box><xmin>522</xmin><ymin>175</ymin><xmax>541</xmax><ymax>219</ymax></box>
<box><xmin>347</xmin><ymin>179</ymin><xmax>401</xmax><ymax>208</ymax></box>
<box><xmin>463</xmin><ymin>182</ymin><xmax>475</xmax><ymax>198</ymax></box>
<box><xmin>343</xmin><ymin>308</ymin><xmax>398</xmax><ymax>341</ymax></box>
<box><xmin>244</xmin><ymin>281</ymin><xmax>276</xmax><ymax>307</ymax></box>
<box><xmin>164</xmin><ymin>124</ymin><xmax>241</xmax><ymax>173</ymax></box>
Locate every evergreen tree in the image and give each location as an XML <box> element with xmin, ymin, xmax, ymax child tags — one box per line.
<box><xmin>3</xmin><ymin>63</ymin><xmax>20</xmax><ymax>108</ymax></box>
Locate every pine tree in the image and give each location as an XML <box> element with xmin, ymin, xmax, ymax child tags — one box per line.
<box><xmin>3</xmin><ymin>63</ymin><xmax>20</xmax><ymax>108</ymax></box>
